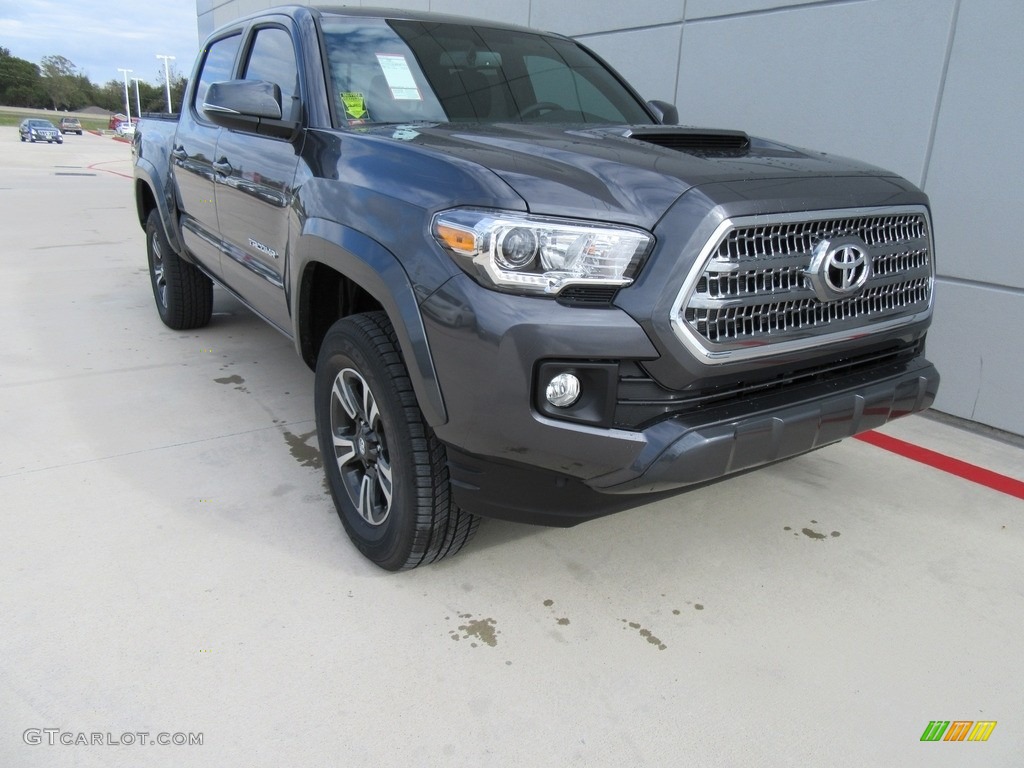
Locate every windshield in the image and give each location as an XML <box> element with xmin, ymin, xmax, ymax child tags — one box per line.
<box><xmin>29</xmin><ymin>120</ymin><xmax>56</xmax><ymax>128</ymax></box>
<box><xmin>320</xmin><ymin>16</ymin><xmax>654</xmax><ymax>127</ymax></box>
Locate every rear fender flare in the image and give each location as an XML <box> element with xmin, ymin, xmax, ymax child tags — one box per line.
<box><xmin>135</xmin><ymin>157</ymin><xmax>186</xmax><ymax>256</ymax></box>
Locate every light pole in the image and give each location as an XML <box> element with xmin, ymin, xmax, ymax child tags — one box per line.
<box><xmin>117</xmin><ymin>68</ymin><xmax>132</xmax><ymax>127</ymax></box>
<box><xmin>131</xmin><ymin>77</ymin><xmax>143</xmax><ymax>118</ymax></box>
<box><xmin>156</xmin><ymin>54</ymin><xmax>176</xmax><ymax>113</ymax></box>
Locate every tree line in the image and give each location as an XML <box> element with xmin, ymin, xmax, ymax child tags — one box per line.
<box><xmin>0</xmin><ymin>47</ymin><xmax>187</xmax><ymax>113</ymax></box>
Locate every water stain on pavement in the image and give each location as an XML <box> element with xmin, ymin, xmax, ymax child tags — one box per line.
<box><xmin>213</xmin><ymin>373</ymin><xmax>248</xmax><ymax>393</ymax></box>
<box><xmin>449</xmin><ymin>613</ymin><xmax>499</xmax><ymax>647</ymax></box>
<box><xmin>802</xmin><ymin>527</ymin><xmax>841</xmax><ymax>540</ymax></box>
<box><xmin>542</xmin><ymin>598</ymin><xmax>570</xmax><ymax>626</ymax></box>
<box><xmin>283</xmin><ymin>430</ymin><xmax>322</xmax><ymax>470</ymax></box>
<box><xmin>786</xmin><ymin>522</ymin><xmax>841</xmax><ymax>539</ymax></box>
<box><xmin>620</xmin><ymin>619</ymin><xmax>667</xmax><ymax>650</ymax></box>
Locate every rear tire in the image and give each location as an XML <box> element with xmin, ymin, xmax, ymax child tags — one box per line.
<box><xmin>145</xmin><ymin>209</ymin><xmax>213</xmax><ymax>330</ymax></box>
<box><xmin>315</xmin><ymin>312</ymin><xmax>480</xmax><ymax>570</ymax></box>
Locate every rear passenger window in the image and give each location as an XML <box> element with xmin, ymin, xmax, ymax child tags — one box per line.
<box><xmin>242</xmin><ymin>27</ymin><xmax>300</xmax><ymax>121</ymax></box>
<box><xmin>194</xmin><ymin>34</ymin><xmax>242</xmax><ymax>121</ymax></box>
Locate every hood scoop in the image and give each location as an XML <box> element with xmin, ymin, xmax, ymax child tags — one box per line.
<box><xmin>624</xmin><ymin>127</ymin><xmax>751</xmax><ymax>154</ymax></box>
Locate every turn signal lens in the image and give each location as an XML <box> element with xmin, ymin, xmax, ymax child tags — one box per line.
<box><xmin>434</xmin><ymin>223</ymin><xmax>477</xmax><ymax>255</ymax></box>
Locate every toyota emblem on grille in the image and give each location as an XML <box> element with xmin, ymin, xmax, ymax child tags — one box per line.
<box><xmin>807</xmin><ymin>237</ymin><xmax>872</xmax><ymax>301</ymax></box>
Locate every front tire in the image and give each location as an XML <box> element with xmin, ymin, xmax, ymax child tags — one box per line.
<box><xmin>315</xmin><ymin>312</ymin><xmax>480</xmax><ymax>570</ymax></box>
<box><xmin>145</xmin><ymin>209</ymin><xmax>213</xmax><ymax>330</ymax></box>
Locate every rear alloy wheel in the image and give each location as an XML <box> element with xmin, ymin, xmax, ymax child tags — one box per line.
<box><xmin>315</xmin><ymin>312</ymin><xmax>480</xmax><ymax>570</ymax></box>
<box><xmin>145</xmin><ymin>209</ymin><xmax>213</xmax><ymax>330</ymax></box>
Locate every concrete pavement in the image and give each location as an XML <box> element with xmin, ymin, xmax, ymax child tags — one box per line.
<box><xmin>1</xmin><ymin>126</ymin><xmax>1021</xmax><ymax>767</ymax></box>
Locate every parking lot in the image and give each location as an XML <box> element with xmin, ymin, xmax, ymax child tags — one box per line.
<box><xmin>1</xmin><ymin>127</ymin><xmax>1021</xmax><ymax>767</ymax></box>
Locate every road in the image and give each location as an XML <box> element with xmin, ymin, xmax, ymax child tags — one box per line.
<box><xmin>0</xmin><ymin>127</ymin><xmax>1021</xmax><ymax>766</ymax></box>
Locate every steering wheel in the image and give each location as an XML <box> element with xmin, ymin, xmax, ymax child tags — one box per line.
<box><xmin>517</xmin><ymin>101</ymin><xmax>563</xmax><ymax>120</ymax></box>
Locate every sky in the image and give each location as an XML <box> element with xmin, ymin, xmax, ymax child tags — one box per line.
<box><xmin>0</xmin><ymin>0</ymin><xmax>201</xmax><ymax>87</ymax></box>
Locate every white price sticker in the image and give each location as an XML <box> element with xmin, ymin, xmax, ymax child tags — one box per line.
<box><xmin>375</xmin><ymin>53</ymin><xmax>422</xmax><ymax>101</ymax></box>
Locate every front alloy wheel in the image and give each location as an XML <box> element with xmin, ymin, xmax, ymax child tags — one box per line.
<box><xmin>329</xmin><ymin>367</ymin><xmax>394</xmax><ymax>527</ymax></box>
<box><xmin>315</xmin><ymin>312</ymin><xmax>480</xmax><ymax>570</ymax></box>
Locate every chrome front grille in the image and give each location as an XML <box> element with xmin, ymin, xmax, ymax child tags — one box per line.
<box><xmin>670</xmin><ymin>207</ymin><xmax>935</xmax><ymax>363</ymax></box>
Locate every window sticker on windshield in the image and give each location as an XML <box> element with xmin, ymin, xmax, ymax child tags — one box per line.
<box><xmin>341</xmin><ymin>92</ymin><xmax>368</xmax><ymax>119</ymax></box>
<box><xmin>375</xmin><ymin>53</ymin><xmax>422</xmax><ymax>101</ymax></box>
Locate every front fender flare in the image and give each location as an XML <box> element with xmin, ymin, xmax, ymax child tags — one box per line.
<box><xmin>295</xmin><ymin>217</ymin><xmax>447</xmax><ymax>427</ymax></box>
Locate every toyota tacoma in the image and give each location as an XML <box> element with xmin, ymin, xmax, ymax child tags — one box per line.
<box><xmin>133</xmin><ymin>5</ymin><xmax>939</xmax><ymax>569</ymax></box>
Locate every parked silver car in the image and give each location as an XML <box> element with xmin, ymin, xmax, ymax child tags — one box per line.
<box><xmin>19</xmin><ymin>119</ymin><xmax>64</xmax><ymax>144</ymax></box>
<box><xmin>59</xmin><ymin>117</ymin><xmax>83</xmax><ymax>135</ymax></box>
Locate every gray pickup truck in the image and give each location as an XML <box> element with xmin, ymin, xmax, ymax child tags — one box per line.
<box><xmin>133</xmin><ymin>5</ymin><xmax>939</xmax><ymax>569</ymax></box>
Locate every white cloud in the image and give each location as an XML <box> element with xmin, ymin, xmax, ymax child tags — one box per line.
<box><xmin>3</xmin><ymin>0</ymin><xmax>200</xmax><ymax>84</ymax></box>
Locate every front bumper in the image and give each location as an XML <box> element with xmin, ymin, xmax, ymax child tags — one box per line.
<box><xmin>591</xmin><ymin>356</ymin><xmax>938</xmax><ymax>493</ymax></box>
<box><xmin>423</xmin><ymin>272</ymin><xmax>938</xmax><ymax>525</ymax></box>
<box><xmin>446</xmin><ymin>357</ymin><xmax>938</xmax><ymax>525</ymax></box>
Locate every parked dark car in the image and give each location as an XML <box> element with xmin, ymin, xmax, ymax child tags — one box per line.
<box><xmin>134</xmin><ymin>6</ymin><xmax>939</xmax><ymax>569</ymax></box>
<box><xmin>19</xmin><ymin>119</ymin><xmax>63</xmax><ymax>144</ymax></box>
<box><xmin>59</xmin><ymin>117</ymin><xmax>83</xmax><ymax>135</ymax></box>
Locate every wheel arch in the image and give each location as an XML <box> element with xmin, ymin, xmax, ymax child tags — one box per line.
<box><xmin>134</xmin><ymin>157</ymin><xmax>186</xmax><ymax>255</ymax></box>
<box><xmin>294</xmin><ymin>217</ymin><xmax>447</xmax><ymax>427</ymax></box>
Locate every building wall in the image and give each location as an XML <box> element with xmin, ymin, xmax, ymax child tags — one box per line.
<box><xmin>197</xmin><ymin>0</ymin><xmax>1024</xmax><ymax>435</ymax></box>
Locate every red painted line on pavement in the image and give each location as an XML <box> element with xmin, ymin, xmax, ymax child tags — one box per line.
<box><xmin>855</xmin><ymin>430</ymin><xmax>1024</xmax><ymax>500</ymax></box>
<box><xmin>87</xmin><ymin>160</ymin><xmax>132</xmax><ymax>179</ymax></box>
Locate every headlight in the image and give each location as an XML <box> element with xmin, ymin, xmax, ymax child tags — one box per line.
<box><xmin>432</xmin><ymin>208</ymin><xmax>652</xmax><ymax>296</ymax></box>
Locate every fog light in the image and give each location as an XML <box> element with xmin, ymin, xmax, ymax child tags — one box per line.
<box><xmin>545</xmin><ymin>373</ymin><xmax>581</xmax><ymax>408</ymax></box>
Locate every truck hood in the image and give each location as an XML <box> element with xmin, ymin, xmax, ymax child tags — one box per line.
<box><xmin>362</xmin><ymin>123</ymin><xmax>895</xmax><ymax>228</ymax></box>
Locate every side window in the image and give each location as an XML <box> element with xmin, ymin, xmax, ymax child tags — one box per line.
<box><xmin>242</xmin><ymin>27</ymin><xmax>299</xmax><ymax>121</ymax></box>
<box><xmin>194</xmin><ymin>34</ymin><xmax>242</xmax><ymax>120</ymax></box>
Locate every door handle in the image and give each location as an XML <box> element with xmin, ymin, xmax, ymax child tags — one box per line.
<box><xmin>212</xmin><ymin>158</ymin><xmax>233</xmax><ymax>175</ymax></box>
<box><xmin>170</xmin><ymin>145</ymin><xmax>187</xmax><ymax>160</ymax></box>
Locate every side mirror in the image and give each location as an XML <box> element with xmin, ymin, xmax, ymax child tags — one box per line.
<box><xmin>647</xmin><ymin>100</ymin><xmax>679</xmax><ymax>126</ymax></box>
<box><xmin>203</xmin><ymin>80</ymin><xmax>299</xmax><ymax>139</ymax></box>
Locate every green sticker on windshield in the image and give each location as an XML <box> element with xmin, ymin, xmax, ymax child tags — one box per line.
<box><xmin>341</xmin><ymin>92</ymin><xmax>367</xmax><ymax>119</ymax></box>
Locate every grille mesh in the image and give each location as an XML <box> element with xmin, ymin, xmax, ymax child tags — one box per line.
<box><xmin>713</xmin><ymin>214</ymin><xmax>927</xmax><ymax>259</ymax></box>
<box><xmin>677</xmin><ymin>211</ymin><xmax>933</xmax><ymax>354</ymax></box>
